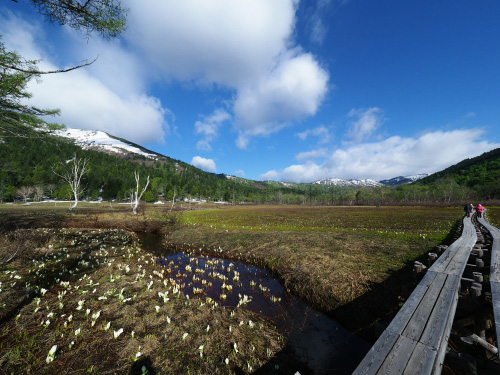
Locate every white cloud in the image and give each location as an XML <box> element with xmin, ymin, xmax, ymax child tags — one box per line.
<box><xmin>236</xmin><ymin>134</ymin><xmax>250</xmax><ymax>150</ymax></box>
<box><xmin>194</xmin><ymin>109</ymin><xmax>231</xmax><ymax>151</ymax></box>
<box><xmin>259</xmin><ymin>170</ymin><xmax>280</xmax><ymax>181</ymax></box>
<box><xmin>306</xmin><ymin>0</ymin><xmax>333</xmax><ymax>45</ymax></box>
<box><xmin>347</xmin><ymin>107</ymin><xmax>382</xmax><ymax>142</ymax></box>
<box><xmin>234</xmin><ymin>52</ymin><xmax>329</xmax><ymax>143</ymax></box>
<box><xmin>280</xmin><ymin>129</ymin><xmax>500</xmax><ymax>183</ymax></box>
<box><xmin>191</xmin><ymin>156</ymin><xmax>217</xmax><ymax>172</ymax></box>
<box><xmin>234</xmin><ymin>170</ymin><xmax>245</xmax><ymax>177</ymax></box>
<box><xmin>0</xmin><ymin>12</ymin><xmax>169</xmax><ymax>145</ymax></box>
<box><xmin>296</xmin><ymin>148</ymin><xmax>328</xmax><ymax>161</ymax></box>
<box><xmin>28</xmin><ymin>71</ymin><xmax>168</xmax><ymax>144</ymax></box>
<box><xmin>124</xmin><ymin>0</ymin><xmax>329</xmax><ymax>147</ymax></box>
<box><xmin>296</xmin><ymin>125</ymin><xmax>331</xmax><ymax>143</ymax></box>
<box><xmin>125</xmin><ymin>0</ymin><xmax>298</xmax><ymax>86</ymax></box>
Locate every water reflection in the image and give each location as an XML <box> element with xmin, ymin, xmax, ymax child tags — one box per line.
<box><xmin>142</xmin><ymin>234</ymin><xmax>370</xmax><ymax>374</ymax></box>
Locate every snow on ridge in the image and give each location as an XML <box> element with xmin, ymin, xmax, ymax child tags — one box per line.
<box><xmin>55</xmin><ymin>128</ymin><xmax>158</xmax><ymax>159</ymax></box>
<box><xmin>379</xmin><ymin>173</ymin><xmax>429</xmax><ymax>186</ymax></box>
<box><xmin>313</xmin><ymin>178</ymin><xmax>382</xmax><ymax>187</ymax></box>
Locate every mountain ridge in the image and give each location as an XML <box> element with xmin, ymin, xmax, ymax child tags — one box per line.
<box><xmin>54</xmin><ymin>127</ymin><xmax>432</xmax><ymax>186</ymax></box>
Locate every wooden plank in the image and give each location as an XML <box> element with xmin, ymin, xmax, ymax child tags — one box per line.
<box><xmin>490</xmin><ymin>282</ymin><xmax>500</xmax><ymax>362</ymax></box>
<box><xmin>353</xmin><ymin>215</ymin><xmax>480</xmax><ymax>374</ymax></box>
<box><xmin>430</xmin><ymin>218</ymin><xmax>475</xmax><ymax>275</ymax></box>
<box><xmin>352</xmin><ymin>330</ymin><xmax>400</xmax><ymax>375</ymax></box>
<box><xmin>377</xmin><ymin>335</ymin><xmax>418</xmax><ymax>374</ymax></box>
<box><xmin>475</xmin><ymin>215</ymin><xmax>500</xmax><ymax>362</ymax></box>
<box><xmin>418</xmin><ymin>274</ymin><xmax>460</xmax><ymax>350</ymax></box>
<box><xmin>401</xmin><ymin>273</ymin><xmax>447</xmax><ymax>341</ymax></box>
<box><xmin>403</xmin><ymin>343</ymin><xmax>437</xmax><ymax>375</ymax></box>
<box><xmin>491</xmin><ymin>242</ymin><xmax>500</xmax><ymax>284</ymax></box>
<box><xmin>385</xmin><ymin>271</ymin><xmax>439</xmax><ymax>335</ymax></box>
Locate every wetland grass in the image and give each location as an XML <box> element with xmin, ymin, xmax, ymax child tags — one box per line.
<box><xmin>0</xmin><ymin>203</ymin><xmax>480</xmax><ymax>372</ymax></box>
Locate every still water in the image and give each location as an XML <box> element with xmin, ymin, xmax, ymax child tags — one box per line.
<box><xmin>141</xmin><ymin>234</ymin><xmax>370</xmax><ymax>374</ymax></box>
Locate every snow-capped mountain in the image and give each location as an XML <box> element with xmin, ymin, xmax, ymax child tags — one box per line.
<box><xmin>379</xmin><ymin>174</ymin><xmax>428</xmax><ymax>186</ymax></box>
<box><xmin>54</xmin><ymin>128</ymin><xmax>161</xmax><ymax>159</ymax></box>
<box><xmin>313</xmin><ymin>178</ymin><xmax>383</xmax><ymax>187</ymax></box>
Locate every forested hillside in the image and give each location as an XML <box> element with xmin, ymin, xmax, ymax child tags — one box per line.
<box><xmin>416</xmin><ymin>148</ymin><xmax>500</xmax><ymax>200</ymax></box>
<box><xmin>1</xmin><ymin>135</ymin><xmax>499</xmax><ymax>204</ymax></box>
<box><xmin>0</xmin><ymin>134</ymin><xmax>318</xmax><ymax>203</ymax></box>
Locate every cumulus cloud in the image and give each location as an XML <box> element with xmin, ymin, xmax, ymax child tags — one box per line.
<box><xmin>194</xmin><ymin>109</ymin><xmax>231</xmax><ymax>151</ymax></box>
<box><xmin>233</xmin><ymin>52</ymin><xmax>328</xmax><ymax>141</ymax></box>
<box><xmin>191</xmin><ymin>156</ymin><xmax>217</xmax><ymax>172</ymax></box>
<box><xmin>346</xmin><ymin>107</ymin><xmax>382</xmax><ymax>142</ymax></box>
<box><xmin>279</xmin><ymin>129</ymin><xmax>500</xmax><ymax>183</ymax></box>
<box><xmin>296</xmin><ymin>125</ymin><xmax>331</xmax><ymax>143</ymax></box>
<box><xmin>124</xmin><ymin>0</ymin><xmax>329</xmax><ymax>147</ymax></box>
<box><xmin>0</xmin><ymin>11</ymin><xmax>169</xmax><ymax>144</ymax></box>
<box><xmin>259</xmin><ymin>170</ymin><xmax>280</xmax><ymax>181</ymax></box>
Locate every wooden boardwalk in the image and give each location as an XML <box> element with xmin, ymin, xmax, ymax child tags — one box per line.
<box><xmin>353</xmin><ymin>216</ymin><xmax>478</xmax><ymax>375</ymax></box>
<box><xmin>477</xmin><ymin>213</ymin><xmax>500</xmax><ymax>362</ymax></box>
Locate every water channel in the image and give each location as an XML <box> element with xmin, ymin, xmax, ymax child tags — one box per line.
<box><xmin>140</xmin><ymin>234</ymin><xmax>370</xmax><ymax>374</ymax></box>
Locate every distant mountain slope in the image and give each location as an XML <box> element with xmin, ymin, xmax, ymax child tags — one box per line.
<box><xmin>313</xmin><ymin>178</ymin><xmax>382</xmax><ymax>187</ymax></box>
<box><xmin>379</xmin><ymin>174</ymin><xmax>428</xmax><ymax>186</ymax></box>
<box><xmin>55</xmin><ymin>128</ymin><xmax>164</xmax><ymax>160</ymax></box>
<box><xmin>417</xmin><ymin>148</ymin><xmax>500</xmax><ymax>187</ymax></box>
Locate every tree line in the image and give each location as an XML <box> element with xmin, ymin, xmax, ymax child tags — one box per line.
<box><xmin>1</xmin><ymin>135</ymin><xmax>498</xmax><ymax>206</ymax></box>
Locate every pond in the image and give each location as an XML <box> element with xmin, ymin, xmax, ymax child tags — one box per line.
<box><xmin>140</xmin><ymin>234</ymin><xmax>370</xmax><ymax>374</ymax></box>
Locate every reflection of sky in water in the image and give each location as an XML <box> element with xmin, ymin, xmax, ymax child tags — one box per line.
<box><xmin>156</xmin><ymin>250</ymin><xmax>370</xmax><ymax>374</ymax></box>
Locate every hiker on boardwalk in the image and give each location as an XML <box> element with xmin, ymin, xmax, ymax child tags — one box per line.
<box><xmin>464</xmin><ymin>204</ymin><xmax>472</xmax><ymax>217</ymax></box>
<box><xmin>476</xmin><ymin>203</ymin><xmax>484</xmax><ymax>218</ymax></box>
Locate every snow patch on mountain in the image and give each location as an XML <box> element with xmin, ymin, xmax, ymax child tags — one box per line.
<box><xmin>379</xmin><ymin>173</ymin><xmax>428</xmax><ymax>186</ymax></box>
<box><xmin>313</xmin><ymin>178</ymin><xmax>382</xmax><ymax>187</ymax></box>
<box><xmin>55</xmin><ymin>128</ymin><xmax>158</xmax><ymax>159</ymax></box>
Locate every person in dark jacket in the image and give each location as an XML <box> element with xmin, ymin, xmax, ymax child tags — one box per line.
<box><xmin>464</xmin><ymin>204</ymin><xmax>472</xmax><ymax>217</ymax></box>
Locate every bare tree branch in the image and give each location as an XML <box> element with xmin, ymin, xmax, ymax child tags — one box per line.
<box><xmin>1</xmin><ymin>55</ymin><xmax>99</xmax><ymax>75</ymax></box>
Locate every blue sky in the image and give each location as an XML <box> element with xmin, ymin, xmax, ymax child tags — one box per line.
<box><xmin>2</xmin><ymin>1</ymin><xmax>500</xmax><ymax>182</ymax></box>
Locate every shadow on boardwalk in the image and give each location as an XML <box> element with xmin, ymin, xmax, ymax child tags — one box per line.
<box><xmin>333</xmin><ymin>219</ymin><xmax>463</xmax><ymax>343</ymax></box>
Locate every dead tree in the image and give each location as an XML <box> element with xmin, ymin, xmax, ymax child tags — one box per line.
<box><xmin>15</xmin><ymin>186</ymin><xmax>34</xmax><ymax>202</ymax></box>
<box><xmin>132</xmin><ymin>171</ymin><xmax>150</xmax><ymax>215</ymax></box>
<box><xmin>53</xmin><ymin>155</ymin><xmax>89</xmax><ymax>212</ymax></box>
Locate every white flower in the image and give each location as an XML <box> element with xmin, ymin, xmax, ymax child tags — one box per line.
<box><xmin>75</xmin><ymin>328</ymin><xmax>81</xmax><ymax>336</ymax></box>
<box><xmin>46</xmin><ymin>345</ymin><xmax>57</xmax><ymax>363</ymax></box>
<box><xmin>104</xmin><ymin>322</ymin><xmax>111</xmax><ymax>331</ymax></box>
<box><xmin>225</xmin><ymin>358</ymin><xmax>229</xmax><ymax>365</ymax></box>
<box><xmin>40</xmin><ymin>288</ymin><xmax>47</xmax><ymax>296</ymax></box>
<box><xmin>76</xmin><ymin>300</ymin><xmax>85</xmax><ymax>310</ymax></box>
<box><xmin>182</xmin><ymin>332</ymin><xmax>188</xmax><ymax>340</ymax></box>
<box><xmin>233</xmin><ymin>342</ymin><xmax>238</xmax><ymax>353</ymax></box>
<box><xmin>206</xmin><ymin>325</ymin><xmax>210</xmax><ymax>332</ymax></box>
<box><xmin>114</xmin><ymin>328</ymin><xmax>123</xmax><ymax>338</ymax></box>
<box><xmin>155</xmin><ymin>305</ymin><xmax>160</xmax><ymax>313</ymax></box>
<box><xmin>166</xmin><ymin>316</ymin><xmax>171</xmax><ymax>324</ymax></box>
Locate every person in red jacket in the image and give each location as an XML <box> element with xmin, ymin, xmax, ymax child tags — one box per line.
<box><xmin>476</xmin><ymin>203</ymin><xmax>484</xmax><ymax>218</ymax></box>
